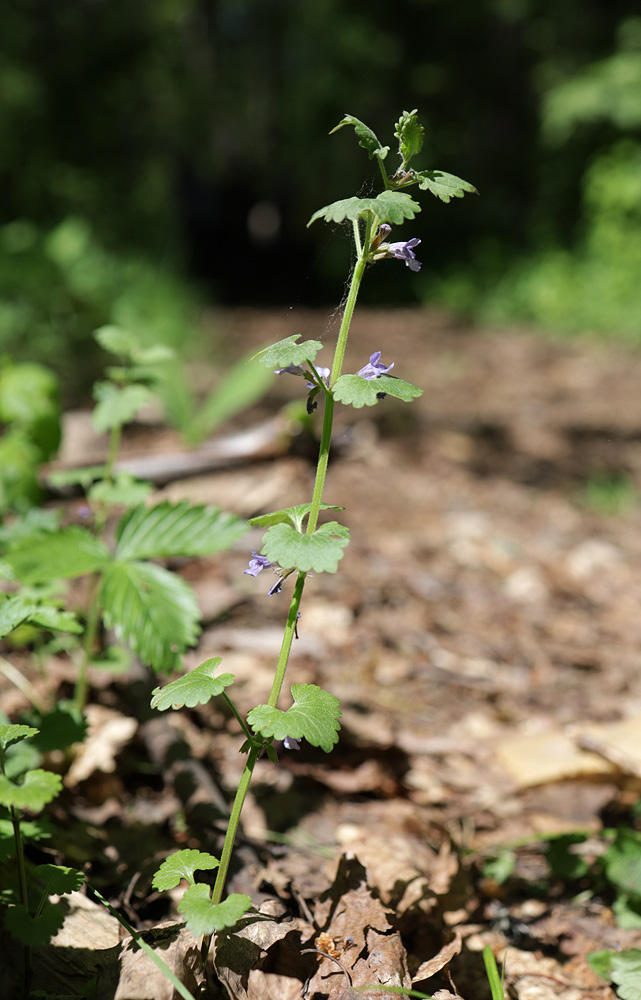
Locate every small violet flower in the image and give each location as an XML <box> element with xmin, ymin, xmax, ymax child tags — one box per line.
<box><xmin>356</xmin><ymin>351</ymin><xmax>394</xmax><ymax>380</ymax></box>
<box><xmin>283</xmin><ymin>736</ymin><xmax>302</xmax><ymax>751</ymax></box>
<box><xmin>386</xmin><ymin>237</ymin><xmax>422</xmax><ymax>272</ymax></box>
<box><xmin>244</xmin><ymin>550</ymin><xmax>275</xmax><ymax>577</ymax></box>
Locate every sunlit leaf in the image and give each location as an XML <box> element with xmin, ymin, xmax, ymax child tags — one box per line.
<box><xmin>247</xmin><ymin>683</ymin><xmax>341</xmax><ymax>753</ymax></box>
<box><xmin>92</xmin><ymin>381</ymin><xmax>152</xmax><ymax>433</ymax></box>
<box><xmin>330</xmin><ymin>114</ymin><xmax>390</xmax><ymax>160</ymax></box>
<box><xmin>248</xmin><ymin>503</ymin><xmax>342</xmax><ymax>532</ymax></box>
<box><xmin>100</xmin><ymin>560</ymin><xmax>201</xmax><ymax>672</ymax></box>
<box><xmin>114</xmin><ymin>501</ymin><xmax>247</xmax><ymax>561</ymax></box>
<box><xmin>415</xmin><ymin>169</ymin><xmax>478</xmax><ymax>203</ymax></box>
<box><xmin>178</xmin><ymin>884</ymin><xmax>252</xmax><ymax>935</ymax></box>
<box><xmin>0</xmin><ymin>724</ymin><xmax>39</xmax><ymax>752</ymax></box>
<box><xmin>4</xmin><ymin>527</ymin><xmax>111</xmax><ymax>583</ymax></box>
<box><xmin>260</xmin><ymin>521</ymin><xmax>349</xmax><ymax>573</ymax></box>
<box><xmin>333</xmin><ymin>374</ymin><xmax>422</xmax><ymax>408</ymax></box>
<box><xmin>31</xmin><ymin>864</ymin><xmax>85</xmax><ymax>896</ymax></box>
<box><xmin>308</xmin><ymin>190</ymin><xmax>420</xmax><ymax>227</ymax></box>
<box><xmin>0</xmin><ymin>769</ymin><xmax>62</xmax><ymax>811</ymax></box>
<box><xmin>251</xmin><ymin>335</ymin><xmax>323</xmax><ymax>369</ymax></box>
<box><xmin>151</xmin><ymin>658</ymin><xmax>234</xmax><ymax>711</ymax></box>
<box><xmin>152</xmin><ymin>849</ymin><xmax>220</xmax><ymax>891</ymax></box>
<box><xmin>394</xmin><ymin>109</ymin><xmax>424</xmax><ymax>168</ymax></box>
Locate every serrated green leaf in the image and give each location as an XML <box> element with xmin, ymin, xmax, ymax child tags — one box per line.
<box><xmin>0</xmin><ymin>724</ymin><xmax>39</xmax><ymax>752</ymax></box>
<box><xmin>0</xmin><ymin>769</ymin><xmax>62</xmax><ymax>811</ymax></box>
<box><xmin>31</xmin><ymin>864</ymin><xmax>85</xmax><ymax>896</ymax></box>
<box><xmin>114</xmin><ymin>501</ymin><xmax>247</xmax><ymax>561</ymax></box>
<box><xmin>4</xmin><ymin>526</ymin><xmax>111</xmax><ymax>583</ymax></box>
<box><xmin>587</xmin><ymin>949</ymin><xmax>615</xmax><ymax>979</ymax></box>
<box><xmin>178</xmin><ymin>884</ymin><xmax>251</xmax><ymax>935</ymax></box>
<box><xmin>100</xmin><ymin>560</ymin><xmax>201</xmax><ymax>672</ymax></box>
<box><xmin>261</xmin><ymin>521</ymin><xmax>349</xmax><ymax>573</ymax></box>
<box><xmin>24</xmin><ymin>605</ymin><xmax>83</xmax><ymax>635</ymax></box>
<box><xmin>333</xmin><ymin>374</ymin><xmax>422</xmax><ymax>408</ymax></box>
<box><xmin>94</xmin><ymin>324</ymin><xmax>139</xmax><ymax>358</ymax></box>
<box><xmin>92</xmin><ymin>382</ymin><xmax>152</xmax><ymax>433</ymax></box>
<box><xmin>88</xmin><ymin>474</ymin><xmax>153</xmax><ymax>510</ymax></box>
<box><xmin>251</xmin><ymin>335</ymin><xmax>324</xmax><ymax>369</ymax></box>
<box><xmin>394</xmin><ymin>109</ymin><xmax>424</xmax><ymax>168</ymax></box>
<box><xmin>28</xmin><ymin>703</ymin><xmax>88</xmax><ymax>754</ymax></box>
<box><xmin>247</xmin><ymin>683</ymin><xmax>341</xmax><ymax>753</ymax></box>
<box><xmin>248</xmin><ymin>502</ymin><xmax>343</xmax><ymax>532</ymax></box>
<box><xmin>609</xmin><ymin>949</ymin><xmax>641</xmax><ymax>1000</ymax></box>
<box><xmin>152</xmin><ymin>849</ymin><xmax>220</xmax><ymax>891</ymax></box>
<box><xmin>416</xmin><ymin>169</ymin><xmax>478</xmax><ymax>203</ymax></box>
<box><xmin>4</xmin><ymin>901</ymin><xmax>64</xmax><ymax>948</ymax></box>
<box><xmin>151</xmin><ymin>657</ymin><xmax>234</xmax><ymax>711</ymax></box>
<box><xmin>308</xmin><ymin>190</ymin><xmax>421</xmax><ymax>228</ymax></box>
<box><xmin>330</xmin><ymin>115</ymin><xmax>390</xmax><ymax>160</ymax></box>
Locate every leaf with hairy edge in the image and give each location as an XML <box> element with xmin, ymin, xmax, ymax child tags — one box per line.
<box><xmin>248</xmin><ymin>683</ymin><xmax>341</xmax><ymax>753</ymax></box>
<box><xmin>152</xmin><ymin>849</ymin><xmax>220</xmax><ymax>891</ymax></box>
<box><xmin>32</xmin><ymin>864</ymin><xmax>85</xmax><ymax>895</ymax></box>
<box><xmin>261</xmin><ymin>521</ymin><xmax>349</xmax><ymax>573</ymax></box>
<box><xmin>114</xmin><ymin>501</ymin><xmax>247</xmax><ymax>561</ymax></box>
<box><xmin>308</xmin><ymin>190</ymin><xmax>420</xmax><ymax>227</ymax></box>
<box><xmin>151</xmin><ymin>658</ymin><xmax>234</xmax><ymax>711</ymax></box>
<box><xmin>0</xmin><ymin>725</ymin><xmax>39</xmax><ymax>752</ymax></box>
<box><xmin>395</xmin><ymin>109</ymin><xmax>424</xmax><ymax>168</ymax></box>
<box><xmin>416</xmin><ymin>170</ymin><xmax>478</xmax><ymax>203</ymax></box>
<box><xmin>251</xmin><ymin>335</ymin><xmax>324</xmax><ymax>369</ymax></box>
<box><xmin>330</xmin><ymin>114</ymin><xmax>390</xmax><ymax>160</ymax></box>
<box><xmin>178</xmin><ymin>884</ymin><xmax>252</xmax><ymax>935</ymax></box>
<box><xmin>92</xmin><ymin>382</ymin><xmax>152</xmax><ymax>433</ymax></box>
<box><xmin>4</xmin><ymin>527</ymin><xmax>111</xmax><ymax>583</ymax></box>
<box><xmin>100</xmin><ymin>561</ymin><xmax>200</xmax><ymax>673</ymax></box>
<box><xmin>0</xmin><ymin>769</ymin><xmax>62</xmax><ymax>811</ymax></box>
<box><xmin>249</xmin><ymin>503</ymin><xmax>343</xmax><ymax>532</ymax></box>
<box><xmin>333</xmin><ymin>374</ymin><xmax>423</xmax><ymax>408</ymax></box>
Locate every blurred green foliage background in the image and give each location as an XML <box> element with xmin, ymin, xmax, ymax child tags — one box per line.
<box><xmin>2</xmin><ymin>0</ymin><xmax>641</xmax><ymax>399</ymax></box>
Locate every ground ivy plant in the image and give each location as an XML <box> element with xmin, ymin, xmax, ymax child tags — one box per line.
<box><xmin>149</xmin><ymin>111</ymin><xmax>476</xmax><ymax>953</ymax></box>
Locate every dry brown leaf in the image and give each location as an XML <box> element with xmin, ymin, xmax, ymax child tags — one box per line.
<box><xmin>412</xmin><ymin>932</ymin><xmax>462</xmax><ymax>984</ymax></box>
<box><xmin>66</xmin><ymin>704</ymin><xmax>137</xmax><ymax>787</ymax></box>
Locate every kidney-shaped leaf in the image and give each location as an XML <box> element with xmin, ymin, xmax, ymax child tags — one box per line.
<box><xmin>0</xmin><ymin>769</ymin><xmax>62</xmax><ymax>811</ymax></box>
<box><xmin>151</xmin><ymin>658</ymin><xmax>234</xmax><ymax>711</ymax></box>
<box><xmin>178</xmin><ymin>884</ymin><xmax>252</xmax><ymax>936</ymax></box>
<box><xmin>247</xmin><ymin>683</ymin><xmax>341</xmax><ymax>753</ymax></box>
<box><xmin>260</xmin><ymin>521</ymin><xmax>349</xmax><ymax>573</ymax></box>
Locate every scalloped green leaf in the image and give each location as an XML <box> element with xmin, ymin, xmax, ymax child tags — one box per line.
<box><xmin>92</xmin><ymin>382</ymin><xmax>153</xmax><ymax>433</ymax></box>
<box><xmin>88</xmin><ymin>474</ymin><xmax>153</xmax><ymax>510</ymax></box>
<box><xmin>114</xmin><ymin>500</ymin><xmax>247</xmax><ymax>561</ymax></box>
<box><xmin>31</xmin><ymin>863</ymin><xmax>85</xmax><ymax>896</ymax></box>
<box><xmin>308</xmin><ymin>190</ymin><xmax>421</xmax><ymax>228</ymax></box>
<box><xmin>416</xmin><ymin>169</ymin><xmax>478</xmax><ymax>203</ymax></box>
<box><xmin>0</xmin><ymin>769</ymin><xmax>62</xmax><ymax>811</ymax></box>
<box><xmin>261</xmin><ymin>521</ymin><xmax>349</xmax><ymax>573</ymax></box>
<box><xmin>251</xmin><ymin>335</ymin><xmax>324</xmax><ymax>369</ymax></box>
<box><xmin>333</xmin><ymin>373</ymin><xmax>423</xmax><ymax>408</ymax></box>
<box><xmin>152</xmin><ymin>849</ymin><xmax>220</xmax><ymax>891</ymax></box>
<box><xmin>247</xmin><ymin>683</ymin><xmax>341</xmax><ymax>753</ymax></box>
<box><xmin>100</xmin><ymin>560</ymin><xmax>201</xmax><ymax>673</ymax></box>
<box><xmin>395</xmin><ymin>109</ymin><xmax>424</xmax><ymax>168</ymax></box>
<box><xmin>248</xmin><ymin>502</ymin><xmax>343</xmax><ymax>532</ymax></box>
<box><xmin>178</xmin><ymin>884</ymin><xmax>252</xmax><ymax>935</ymax></box>
<box><xmin>0</xmin><ymin>724</ymin><xmax>39</xmax><ymax>752</ymax></box>
<box><xmin>4</xmin><ymin>526</ymin><xmax>111</xmax><ymax>583</ymax></box>
<box><xmin>151</xmin><ymin>657</ymin><xmax>234</xmax><ymax>711</ymax></box>
<box><xmin>330</xmin><ymin>114</ymin><xmax>390</xmax><ymax>161</ymax></box>
<box><xmin>4</xmin><ymin>901</ymin><xmax>64</xmax><ymax>948</ymax></box>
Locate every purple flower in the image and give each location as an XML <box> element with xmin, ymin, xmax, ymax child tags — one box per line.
<box><xmin>244</xmin><ymin>551</ymin><xmax>275</xmax><ymax>577</ymax></box>
<box><xmin>276</xmin><ymin>363</ymin><xmax>330</xmax><ymax>390</ymax></box>
<box><xmin>283</xmin><ymin>736</ymin><xmax>302</xmax><ymax>751</ymax></box>
<box><xmin>356</xmin><ymin>351</ymin><xmax>395</xmax><ymax>380</ymax></box>
<box><xmin>307</xmin><ymin>366</ymin><xmax>330</xmax><ymax>389</ymax></box>
<box><xmin>386</xmin><ymin>238</ymin><xmax>422</xmax><ymax>271</ymax></box>
<box><xmin>275</xmin><ymin>363</ymin><xmax>307</xmax><ymax>377</ymax></box>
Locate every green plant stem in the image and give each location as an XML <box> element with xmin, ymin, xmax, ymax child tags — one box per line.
<box><xmin>73</xmin><ymin>577</ymin><xmax>101</xmax><ymax>710</ymax></box>
<box><xmin>222</xmin><ymin>692</ymin><xmax>253</xmax><ymax>742</ymax></box>
<box><xmin>329</xmin><ymin>252</ymin><xmax>368</xmax><ymax>387</ymax></box>
<box><xmin>267</xmin><ymin>571</ymin><xmax>306</xmax><ymax>708</ymax></box>
<box><xmin>9</xmin><ymin>804</ymin><xmax>31</xmax><ymax>997</ymax></box>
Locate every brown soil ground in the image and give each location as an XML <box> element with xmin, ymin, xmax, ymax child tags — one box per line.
<box><xmin>7</xmin><ymin>307</ymin><xmax>641</xmax><ymax>999</ymax></box>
